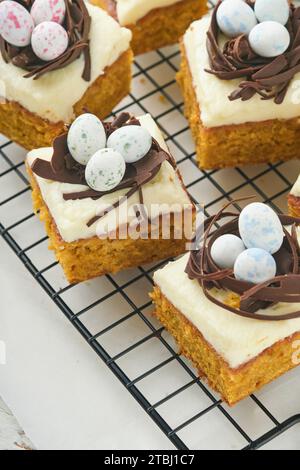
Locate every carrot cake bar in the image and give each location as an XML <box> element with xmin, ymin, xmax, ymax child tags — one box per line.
<box><xmin>91</xmin><ymin>0</ymin><xmax>207</xmax><ymax>55</ymax></box>
<box><xmin>26</xmin><ymin>111</ymin><xmax>195</xmax><ymax>283</ymax></box>
<box><xmin>289</xmin><ymin>173</ymin><xmax>300</xmax><ymax>218</ymax></box>
<box><xmin>177</xmin><ymin>0</ymin><xmax>300</xmax><ymax>169</ymax></box>
<box><xmin>0</xmin><ymin>0</ymin><xmax>132</xmax><ymax>150</ymax></box>
<box><xmin>151</xmin><ymin>200</ymin><xmax>300</xmax><ymax>405</ymax></box>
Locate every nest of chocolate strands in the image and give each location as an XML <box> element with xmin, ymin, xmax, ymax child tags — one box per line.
<box><xmin>0</xmin><ymin>0</ymin><xmax>91</xmax><ymax>80</ymax></box>
<box><xmin>185</xmin><ymin>199</ymin><xmax>300</xmax><ymax>321</ymax></box>
<box><xmin>31</xmin><ymin>112</ymin><xmax>175</xmax><ymax>227</ymax></box>
<box><xmin>206</xmin><ymin>0</ymin><xmax>300</xmax><ymax>104</ymax></box>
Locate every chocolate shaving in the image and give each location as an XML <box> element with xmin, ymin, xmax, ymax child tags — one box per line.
<box><xmin>31</xmin><ymin>112</ymin><xmax>175</xmax><ymax>227</ymax></box>
<box><xmin>206</xmin><ymin>1</ymin><xmax>300</xmax><ymax>103</ymax></box>
<box><xmin>185</xmin><ymin>198</ymin><xmax>300</xmax><ymax>321</ymax></box>
<box><xmin>0</xmin><ymin>0</ymin><xmax>91</xmax><ymax>81</ymax></box>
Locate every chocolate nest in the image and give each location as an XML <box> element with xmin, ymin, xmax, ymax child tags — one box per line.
<box><xmin>0</xmin><ymin>0</ymin><xmax>91</xmax><ymax>80</ymax></box>
<box><xmin>206</xmin><ymin>0</ymin><xmax>300</xmax><ymax>103</ymax></box>
<box><xmin>31</xmin><ymin>112</ymin><xmax>175</xmax><ymax>227</ymax></box>
<box><xmin>185</xmin><ymin>199</ymin><xmax>300</xmax><ymax>321</ymax></box>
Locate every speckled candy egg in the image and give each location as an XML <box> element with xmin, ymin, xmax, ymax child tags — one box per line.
<box><xmin>31</xmin><ymin>21</ymin><xmax>68</xmax><ymax>61</ymax></box>
<box><xmin>249</xmin><ymin>21</ymin><xmax>290</xmax><ymax>58</ymax></box>
<box><xmin>107</xmin><ymin>125</ymin><xmax>152</xmax><ymax>164</ymax></box>
<box><xmin>254</xmin><ymin>0</ymin><xmax>289</xmax><ymax>26</ymax></box>
<box><xmin>216</xmin><ymin>0</ymin><xmax>257</xmax><ymax>38</ymax></box>
<box><xmin>238</xmin><ymin>202</ymin><xmax>284</xmax><ymax>254</ymax></box>
<box><xmin>234</xmin><ymin>248</ymin><xmax>277</xmax><ymax>284</ymax></box>
<box><xmin>0</xmin><ymin>1</ymin><xmax>34</xmax><ymax>47</ymax></box>
<box><xmin>85</xmin><ymin>148</ymin><xmax>126</xmax><ymax>192</ymax></box>
<box><xmin>211</xmin><ymin>234</ymin><xmax>245</xmax><ymax>269</ymax></box>
<box><xmin>31</xmin><ymin>0</ymin><xmax>66</xmax><ymax>26</ymax></box>
<box><xmin>67</xmin><ymin>114</ymin><xmax>107</xmax><ymax>166</ymax></box>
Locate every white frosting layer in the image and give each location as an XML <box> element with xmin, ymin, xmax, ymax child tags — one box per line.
<box><xmin>27</xmin><ymin>114</ymin><xmax>192</xmax><ymax>243</ymax></box>
<box><xmin>0</xmin><ymin>4</ymin><xmax>132</xmax><ymax>123</ymax></box>
<box><xmin>184</xmin><ymin>15</ymin><xmax>300</xmax><ymax>127</ymax></box>
<box><xmin>115</xmin><ymin>0</ymin><xmax>180</xmax><ymax>25</ymax></box>
<box><xmin>154</xmin><ymin>249</ymin><xmax>300</xmax><ymax>369</ymax></box>
<box><xmin>291</xmin><ymin>174</ymin><xmax>300</xmax><ymax>198</ymax></box>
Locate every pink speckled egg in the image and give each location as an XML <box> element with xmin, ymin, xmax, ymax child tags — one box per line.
<box><xmin>31</xmin><ymin>21</ymin><xmax>68</xmax><ymax>61</ymax></box>
<box><xmin>31</xmin><ymin>0</ymin><xmax>66</xmax><ymax>26</ymax></box>
<box><xmin>0</xmin><ymin>1</ymin><xmax>34</xmax><ymax>47</ymax></box>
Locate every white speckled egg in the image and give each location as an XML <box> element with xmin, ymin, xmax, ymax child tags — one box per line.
<box><xmin>216</xmin><ymin>0</ymin><xmax>257</xmax><ymax>38</ymax></box>
<box><xmin>254</xmin><ymin>0</ymin><xmax>289</xmax><ymax>25</ymax></box>
<box><xmin>249</xmin><ymin>21</ymin><xmax>290</xmax><ymax>58</ymax></box>
<box><xmin>85</xmin><ymin>148</ymin><xmax>126</xmax><ymax>192</ymax></box>
<box><xmin>107</xmin><ymin>125</ymin><xmax>152</xmax><ymax>163</ymax></box>
<box><xmin>0</xmin><ymin>1</ymin><xmax>34</xmax><ymax>47</ymax></box>
<box><xmin>211</xmin><ymin>234</ymin><xmax>245</xmax><ymax>269</ymax></box>
<box><xmin>234</xmin><ymin>248</ymin><xmax>277</xmax><ymax>284</ymax></box>
<box><xmin>31</xmin><ymin>0</ymin><xmax>66</xmax><ymax>26</ymax></box>
<box><xmin>239</xmin><ymin>202</ymin><xmax>284</xmax><ymax>254</ymax></box>
<box><xmin>31</xmin><ymin>21</ymin><xmax>68</xmax><ymax>61</ymax></box>
<box><xmin>67</xmin><ymin>114</ymin><xmax>107</xmax><ymax>166</ymax></box>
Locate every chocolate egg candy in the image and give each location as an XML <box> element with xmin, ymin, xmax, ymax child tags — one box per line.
<box><xmin>107</xmin><ymin>125</ymin><xmax>152</xmax><ymax>163</ymax></box>
<box><xmin>239</xmin><ymin>202</ymin><xmax>284</xmax><ymax>254</ymax></box>
<box><xmin>0</xmin><ymin>1</ymin><xmax>34</xmax><ymax>47</ymax></box>
<box><xmin>31</xmin><ymin>21</ymin><xmax>68</xmax><ymax>61</ymax></box>
<box><xmin>67</xmin><ymin>114</ymin><xmax>106</xmax><ymax>166</ymax></box>
<box><xmin>249</xmin><ymin>21</ymin><xmax>290</xmax><ymax>58</ymax></box>
<box><xmin>216</xmin><ymin>0</ymin><xmax>257</xmax><ymax>38</ymax></box>
<box><xmin>211</xmin><ymin>234</ymin><xmax>245</xmax><ymax>269</ymax></box>
<box><xmin>234</xmin><ymin>248</ymin><xmax>277</xmax><ymax>284</ymax></box>
<box><xmin>31</xmin><ymin>0</ymin><xmax>66</xmax><ymax>26</ymax></box>
<box><xmin>254</xmin><ymin>0</ymin><xmax>289</xmax><ymax>25</ymax></box>
<box><xmin>85</xmin><ymin>148</ymin><xmax>126</xmax><ymax>192</ymax></box>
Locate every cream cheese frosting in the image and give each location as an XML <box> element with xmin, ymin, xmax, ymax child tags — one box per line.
<box><xmin>115</xmin><ymin>0</ymin><xmax>180</xmax><ymax>25</ymax></box>
<box><xmin>0</xmin><ymin>4</ymin><xmax>132</xmax><ymax>123</ymax></box>
<box><xmin>27</xmin><ymin>114</ymin><xmax>192</xmax><ymax>243</ymax></box>
<box><xmin>184</xmin><ymin>14</ymin><xmax>300</xmax><ymax>128</ymax></box>
<box><xmin>154</xmin><ymin>249</ymin><xmax>300</xmax><ymax>369</ymax></box>
<box><xmin>291</xmin><ymin>174</ymin><xmax>300</xmax><ymax>198</ymax></box>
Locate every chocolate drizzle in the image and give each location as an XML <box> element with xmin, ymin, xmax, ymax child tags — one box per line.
<box><xmin>206</xmin><ymin>1</ymin><xmax>300</xmax><ymax>103</ymax></box>
<box><xmin>185</xmin><ymin>199</ymin><xmax>300</xmax><ymax>321</ymax></box>
<box><xmin>0</xmin><ymin>0</ymin><xmax>91</xmax><ymax>81</ymax></box>
<box><xmin>31</xmin><ymin>112</ymin><xmax>175</xmax><ymax>227</ymax></box>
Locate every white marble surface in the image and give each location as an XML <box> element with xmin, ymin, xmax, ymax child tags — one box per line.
<box><xmin>0</xmin><ymin>397</ymin><xmax>33</xmax><ymax>450</ymax></box>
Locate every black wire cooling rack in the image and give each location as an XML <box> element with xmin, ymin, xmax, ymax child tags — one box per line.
<box><xmin>1</xmin><ymin>1</ymin><xmax>300</xmax><ymax>450</ymax></box>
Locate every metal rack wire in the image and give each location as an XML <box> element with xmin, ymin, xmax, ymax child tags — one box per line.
<box><xmin>1</xmin><ymin>1</ymin><xmax>300</xmax><ymax>450</ymax></box>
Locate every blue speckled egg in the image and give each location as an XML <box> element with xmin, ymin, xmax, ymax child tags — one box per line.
<box><xmin>234</xmin><ymin>248</ymin><xmax>277</xmax><ymax>284</ymax></box>
<box><xmin>67</xmin><ymin>114</ymin><xmax>106</xmax><ymax>166</ymax></box>
<box><xmin>255</xmin><ymin>0</ymin><xmax>289</xmax><ymax>25</ymax></box>
<box><xmin>85</xmin><ymin>148</ymin><xmax>125</xmax><ymax>192</ymax></box>
<box><xmin>107</xmin><ymin>125</ymin><xmax>152</xmax><ymax>163</ymax></box>
<box><xmin>211</xmin><ymin>234</ymin><xmax>245</xmax><ymax>269</ymax></box>
<box><xmin>216</xmin><ymin>0</ymin><xmax>257</xmax><ymax>38</ymax></box>
<box><xmin>239</xmin><ymin>202</ymin><xmax>284</xmax><ymax>254</ymax></box>
<box><xmin>249</xmin><ymin>21</ymin><xmax>290</xmax><ymax>58</ymax></box>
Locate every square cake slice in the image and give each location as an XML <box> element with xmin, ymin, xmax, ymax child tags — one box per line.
<box><xmin>289</xmin><ymin>174</ymin><xmax>300</xmax><ymax>218</ymax></box>
<box><xmin>91</xmin><ymin>0</ymin><xmax>207</xmax><ymax>55</ymax></box>
<box><xmin>177</xmin><ymin>2</ymin><xmax>300</xmax><ymax>169</ymax></box>
<box><xmin>26</xmin><ymin>112</ymin><xmax>195</xmax><ymax>284</ymax></box>
<box><xmin>151</xmin><ymin>202</ymin><xmax>300</xmax><ymax>405</ymax></box>
<box><xmin>0</xmin><ymin>1</ymin><xmax>132</xmax><ymax>150</ymax></box>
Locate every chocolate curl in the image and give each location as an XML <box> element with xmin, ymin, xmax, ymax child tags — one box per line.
<box><xmin>185</xmin><ymin>198</ymin><xmax>300</xmax><ymax>321</ymax></box>
<box><xmin>0</xmin><ymin>0</ymin><xmax>91</xmax><ymax>81</ymax></box>
<box><xmin>206</xmin><ymin>2</ymin><xmax>300</xmax><ymax>104</ymax></box>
